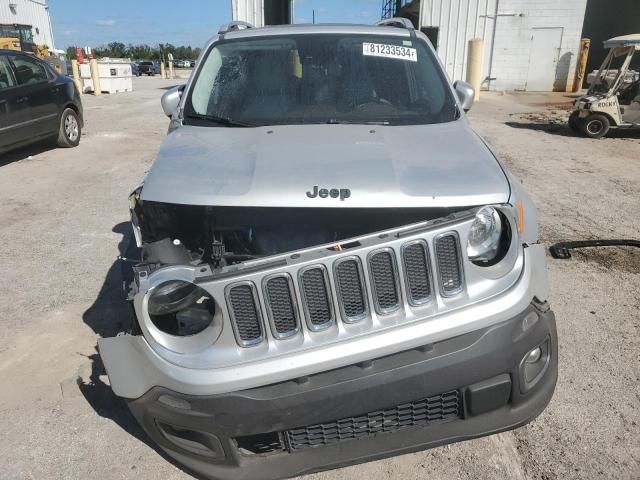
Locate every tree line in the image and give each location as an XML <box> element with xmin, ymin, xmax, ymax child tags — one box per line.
<box><xmin>65</xmin><ymin>42</ymin><xmax>202</xmax><ymax>61</ymax></box>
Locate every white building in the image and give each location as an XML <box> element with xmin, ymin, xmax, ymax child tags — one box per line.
<box><xmin>0</xmin><ymin>0</ymin><xmax>55</xmax><ymax>50</ymax></box>
<box><xmin>232</xmin><ymin>0</ymin><xmax>291</xmax><ymax>28</ymax></box>
<box><xmin>388</xmin><ymin>0</ymin><xmax>589</xmax><ymax>92</ymax></box>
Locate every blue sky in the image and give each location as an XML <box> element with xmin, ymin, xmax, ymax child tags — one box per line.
<box><xmin>50</xmin><ymin>0</ymin><xmax>382</xmax><ymax>49</ymax></box>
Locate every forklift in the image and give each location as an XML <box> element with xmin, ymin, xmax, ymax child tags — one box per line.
<box><xmin>0</xmin><ymin>23</ymin><xmax>66</xmax><ymax>73</ymax></box>
<box><xmin>0</xmin><ymin>23</ymin><xmax>39</xmax><ymax>54</ymax></box>
<box><xmin>569</xmin><ymin>34</ymin><xmax>640</xmax><ymax>138</ymax></box>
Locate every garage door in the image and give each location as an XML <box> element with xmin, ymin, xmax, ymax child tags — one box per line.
<box><xmin>526</xmin><ymin>27</ymin><xmax>563</xmax><ymax>91</ymax></box>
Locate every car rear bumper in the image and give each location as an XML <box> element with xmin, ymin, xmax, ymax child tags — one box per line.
<box><xmin>126</xmin><ymin>300</ymin><xmax>557</xmax><ymax>480</ymax></box>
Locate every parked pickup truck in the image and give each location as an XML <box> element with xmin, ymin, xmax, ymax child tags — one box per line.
<box><xmin>137</xmin><ymin>60</ymin><xmax>159</xmax><ymax>76</ymax></box>
<box><xmin>99</xmin><ymin>19</ymin><xmax>557</xmax><ymax>480</ymax></box>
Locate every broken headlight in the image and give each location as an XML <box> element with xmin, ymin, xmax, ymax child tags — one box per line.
<box><xmin>147</xmin><ymin>280</ymin><xmax>215</xmax><ymax>336</ymax></box>
<box><xmin>467</xmin><ymin>207</ymin><xmax>510</xmax><ymax>265</ymax></box>
<box><xmin>129</xmin><ymin>186</ymin><xmax>143</xmax><ymax>248</ymax></box>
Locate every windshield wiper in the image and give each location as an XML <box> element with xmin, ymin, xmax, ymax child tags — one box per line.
<box><xmin>326</xmin><ymin>119</ymin><xmax>390</xmax><ymax>125</ymax></box>
<box><xmin>185</xmin><ymin>113</ymin><xmax>257</xmax><ymax>127</ymax></box>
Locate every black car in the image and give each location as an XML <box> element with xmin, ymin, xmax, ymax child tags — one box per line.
<box><xmin>0</xmin><ymin>50</ymin><xmax>83</xmax><ymax>154</ymax></box>
<box><xmin>138</xmin><ymin>61</ymin><xmax>160</xmax><ymax>76</ymax></box>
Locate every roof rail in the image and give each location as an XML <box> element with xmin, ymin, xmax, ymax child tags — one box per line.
<box><xmin>376</xmin><ymin>17</ymin><xmax>414</xmax><ymax>29</ymax></box>
<box><xmin>218</xmin><ymin>20</ymin><xmax>254</xmax><ymax>35</ymax></box>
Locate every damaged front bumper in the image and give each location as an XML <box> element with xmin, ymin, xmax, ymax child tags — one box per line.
<box><xmin>112</xmin><ymin>297</ymin><xmax>557</xmax><ymax>480</ymax></box>
<box><xmin>99</xmin><ymin>208</ymin><xmax>556</xmax><ymax>479</ymax></box>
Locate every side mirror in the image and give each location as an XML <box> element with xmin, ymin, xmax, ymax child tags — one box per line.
<box><xmin>453</xmin><ymin>80</ymin><xmax>475</xmax><ymax>112</ymax></box>
<box><xmin>161</xmin><ymin>84</ymin><xmax>185</xmax><ymax>117</ymax></box>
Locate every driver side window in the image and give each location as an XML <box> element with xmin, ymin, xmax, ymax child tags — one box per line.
<box><xmin>0</xmin><ymin>57</ymin><xmax>16</xmax><ymax>90</ymax></box>
<box><xmin>11</xmin><ymin>55</ymin><xmax>48</xmax><ymax>85</ymax></box>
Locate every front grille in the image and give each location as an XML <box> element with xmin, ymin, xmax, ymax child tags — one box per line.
<box><xmin>282</xmin><ymin>389</ymin><xmax>461</xmax><ymax>452</ymax></box>
<box><xmin>227</xmin><ymin>283</ymin><xmax>263</xmax><ymax>346</ymax></box>
<box><xmin>263</xmin><ymin>275</ymin><xmax>299</xmax><ymax>338</ymax></box>
<box><xmin>334</xmin><ymin>258</ymin><xmax>367</xmax><ymax>322</ymax></box>
<box><xmin>225</xmin><ymin>228</ymin><xmax>468</xmax><ymax>347</ymax></box>
<box><xmin>300</xmin><ymin>266</ymin><xmax>334</xmax><ymax>329</ymax></box>
<box><xmin>402</xmin><ymin>241</ymin><xmax>432</xmax><ymax>305</ymax></box>
<box><xmin>435</xmin><ymin>234</ymin><xmax>464</xmax><ymax>296</ymax></box>
<box><xmin>369</xmin><ymin>249</ymin><xmax>400</xmax><ymax>313</ymax></box>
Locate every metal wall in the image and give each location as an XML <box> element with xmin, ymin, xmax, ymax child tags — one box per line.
<box><xmin>419</xmin><ymin>0</ymin><xmax>495</xmax><ymax>86</ymax></box>
<box><xmin>0</xmin><ymin>0</ymin><xmax>55</xmax><ymax>49</ymax></box>
<box><xmin>232</xmin><ymin>0</ymin><xmax>291</xmax><ymax>27</ymax></box>
<box><xmin>233</xmin><ymin>0</ymin><xmax>265</xmax><ymax>27</ymax></box>
<box><xmin>417</xmin><ymin>0</ymin><xmax>587</xmax><ymax>91</ymax></box>
<box><xmin>581</xmin><ymin>0</ymin><xmax>640</xmax><ymax>82</ymax></box>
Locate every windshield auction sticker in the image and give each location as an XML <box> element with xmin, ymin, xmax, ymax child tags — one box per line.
<box><xmin>363</xmin><ymin>42</ymin><xmax>417</xmax><ymax>62</ymax></box>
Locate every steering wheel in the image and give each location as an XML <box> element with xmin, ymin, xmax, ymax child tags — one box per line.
<box><xmin>352</xmin><ymin>97</ymin><xmax>394</xmax><ymax>110</ymax></box>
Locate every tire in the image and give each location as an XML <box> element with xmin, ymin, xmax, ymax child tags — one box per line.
<box><xmin>568</xmin><ymin>111</ymin><xmax>581</xmax><ymax>133</ymax></box>
<box><xmin>57</xmin><ymin>108</ymin><xmax>81</xmax><ymax>148</ymax></box>
<box><xmin>580</xmin><ymin>113</ymin><xmax>610</xmax><ymax>139</ymax></box>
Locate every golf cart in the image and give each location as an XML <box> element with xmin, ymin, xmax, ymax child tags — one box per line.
<box><xmin>569</xmin><ymin>34</ymin><xmax>640</xmax><ymax>138</ymax></box>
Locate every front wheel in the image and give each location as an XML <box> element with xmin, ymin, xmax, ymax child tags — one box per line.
<box><xmin>580</xmin><ymin>113</ymin><xmax>610</xmax><ymax>139</ymax></box>
<box><xmin>57</xmin><ymin>108</ymin><xmax>81</xmax><ymax>148</ymax></box>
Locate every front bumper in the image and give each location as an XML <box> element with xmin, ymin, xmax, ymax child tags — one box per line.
<box><xmin>126</xmin><ymin>301</ymin><xmax>557</xmax><ymax>480</ymax></box>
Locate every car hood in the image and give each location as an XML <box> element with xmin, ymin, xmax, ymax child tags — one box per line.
<box><xmin>140</xmin><ymin>120</ymin><xmax>510</xmax><ymax>208</ymax></box>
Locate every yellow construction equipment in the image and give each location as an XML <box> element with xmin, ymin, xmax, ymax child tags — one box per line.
<box><xmin>0</xmin><ymin>37</ymin><xmax>21</xmax><ymax>51</ymax></box>
<box><xmin>0</xmin><ymin>23</ymin><xmax>50</xmax><ymax>58</ymax></box>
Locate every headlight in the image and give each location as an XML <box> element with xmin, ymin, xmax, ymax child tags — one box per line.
<box><xmin>467</xmin><ymin>207</ymin><xmax>503</xmax><ymax>263</ymax></box>
<box><xmin>147</xmin><ymin>280</ymin><xmax>215</xmax><ymax>336</ymax></box>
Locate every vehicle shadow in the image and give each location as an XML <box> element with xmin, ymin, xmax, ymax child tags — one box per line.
<box><xmin>505</xmin><ymin>120</ymin><xmax>640</xmax><ymax>139</ymax></box>
<box><xmin>504</xmin><ymin>121</ymin><xmax>577</xmax><ymax>137</ymax></box>
<box><xmin>79</xmin><ymin>222</ymin><xmax>207</xmax><ymax>479</ymax></box>
<box><xmin>0</xmin><ymin>140</ymin><xmax>56</xmax><ymax>167</ymax></box>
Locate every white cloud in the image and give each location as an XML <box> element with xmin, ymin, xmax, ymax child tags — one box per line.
<box><xmin>96</xmin><ymin>19</ymin><xmax>116</xmax><ymax>26</ymax></box>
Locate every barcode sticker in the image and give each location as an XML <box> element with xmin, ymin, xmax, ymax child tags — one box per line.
<box><xmin>363</xmin><ymin>42</ymin><xmax>417</xmax><ymax>62</ymax></box>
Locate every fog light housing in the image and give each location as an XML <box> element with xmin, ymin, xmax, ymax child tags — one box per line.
<box><xmin>525</xmin><ymin>347</ymin><xmax>542</xmax><ymax>364</ymax></box>
<box><xmin>519</xmin><ymin>338</ymin><xmax>551</xmax><ymax>393</ymax></box>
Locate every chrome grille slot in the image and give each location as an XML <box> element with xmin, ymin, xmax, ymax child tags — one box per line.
<box><xmin>368</xmin><ymin>249</ymin><xmax>401</xmax><ymax>314</ymax></box>
<box><xmin>435</xmin><ymin>233</ymin><xmax>464</xmax><ymax>296</ymax></box>
<box><xmin>299</xmin><ymin>266</ymin><xmax>334</xmax><ymax>330</ymax></box>
<box><xmin>334</xmin><ymin>257</ymin><xmax>368</xmax><ymax>323</ymax></box>
<box><xmin>402</xmin><ymin>240</ymin><xmax>432</xmax><ymax>305</ymax></box>
<box><xmin>263</xmin><ymin>274</ymin><xmax>299</xmax><ymax>339</ymax></box>
<box><xmin>226</xmin><ymin>282</ymin><xmax>264</xmax><ymax>346</ymax></box>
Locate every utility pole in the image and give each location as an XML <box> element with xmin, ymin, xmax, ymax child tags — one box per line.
<box><xmin>312</xmin><ymin>9</ymin><xmax>315</xmax><ymax>24</ymax></box>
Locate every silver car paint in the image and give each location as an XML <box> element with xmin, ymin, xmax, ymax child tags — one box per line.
<box><xmin>100</xmin><ymin>24</ymin><xmax>547</xmax><ymax>400</ymax></box>
<box><xmin>140</xmin><ymin>122</ymin><xmax>510</xmax><ymax>208</ymax></box>
<box><xmin>150</xmin><ymin>26</ymin><xmax>505</xmax><ymax>208</ymax></box>
<box><xmin>98</xmin><ymin>243</ymin><xmax>548</xmax><ymax>399</ymax></box>
<box><xmin>128</xmin><ymin>208</ymin><xmax>522</xmax><ymax>370</ymax></box>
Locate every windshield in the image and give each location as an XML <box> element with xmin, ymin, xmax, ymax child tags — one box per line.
<box><xmin>184</xmin><ymin>33</ymin><xmax>458</xmax><ymax>127</ymax></box>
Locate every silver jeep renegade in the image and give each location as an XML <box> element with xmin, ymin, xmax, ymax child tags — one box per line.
<box><xmin>99</xmin><ymin>19</ymin><xmax>557</xmax><ymax>480</ymax></box>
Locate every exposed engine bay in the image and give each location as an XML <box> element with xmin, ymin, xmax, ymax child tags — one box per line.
<box><xmin>131</xmin><ymin>195</ymin><xmax>468</xmax><ymax>269</ymax></box>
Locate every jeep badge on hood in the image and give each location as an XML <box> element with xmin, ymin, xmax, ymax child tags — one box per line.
<box><xmin>306</xmin><ymin>186</ymin><xmax>351</xmax><ymax>200</ymax></box>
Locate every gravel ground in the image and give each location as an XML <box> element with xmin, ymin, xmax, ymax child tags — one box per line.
<box><xmin>0</xmin><ymin>78</ymin><xmax>638</xmax><ymax>480</ymax></box>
